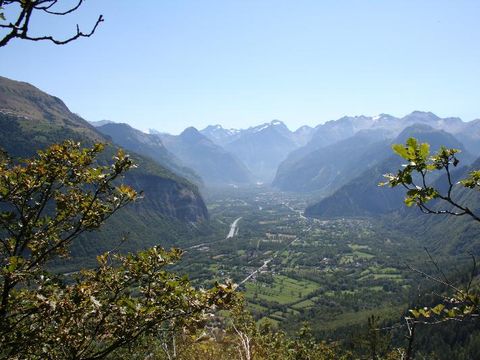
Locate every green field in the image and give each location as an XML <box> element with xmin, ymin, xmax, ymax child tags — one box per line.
<box><xmin>245</xmin><ymin>275</ymin><xmax>319</xmax><ymax>305</ymax></box>
<box><xmin>184</xmin><ymin>187</ymin><xmax>418</xmax><ymax>336</ymax></box>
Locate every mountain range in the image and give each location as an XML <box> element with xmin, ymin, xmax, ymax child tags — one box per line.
<box><xmin>200</xmin><ymin>120</ymin><xmax>314</xmax><ymax>182</ymax></box>
<box><xmin>273</xmin><ymin>112</ymin><xmax>480</xmax><ymax>193</ymax></box>
<box><xmin>96</xmin><ymin>111</ymin><xmax>480</xmax><ymax>199</ymax></box>
<box><xmin>2</xmin><ymin>74</ymin><xmax>479</xmax><ymax>242</ymax></box>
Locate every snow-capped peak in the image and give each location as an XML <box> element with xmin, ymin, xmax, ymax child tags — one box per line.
<box><xmin>253</xmin><ymin>124</ymin><xmax>270</xmax><ymax>133</ymax></box>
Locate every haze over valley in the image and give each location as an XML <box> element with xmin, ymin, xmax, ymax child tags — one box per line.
<box><xmin>3</xmin><ymin>2</ymin><xmax>480</xmax><ymax>357</ymax></box>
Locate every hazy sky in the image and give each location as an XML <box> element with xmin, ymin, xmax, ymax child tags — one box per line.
<box><xmin>2</xmin><ymin>1</ymin><xmax>480</xmax><ymax>134</ymax></box>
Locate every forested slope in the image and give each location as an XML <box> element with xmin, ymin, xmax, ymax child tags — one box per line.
<box><xmin>0</xmin><ymin>76</ymin><xmax>209</xmax><ymax>269</ymax></box>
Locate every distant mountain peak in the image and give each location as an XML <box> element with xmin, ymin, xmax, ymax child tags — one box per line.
<box><xmin>180</xmin><ymin>126</ymin><xmax>202</xmax><ymax>139</ymax></box>
<box><xmin>199</xmin><ymin>124</ymin><xmax>241</xmax><ymax>147</ymax></box>
<box><xmin>329</xmin><ymin>115</ymin><xmax>371</xmax><ymax>126</ymax></box>
<box><xmin>270</xmin><ymin>119</ymin><xmax>284</xmax><ymax>126</ymax></box>
<box><xmin>295</xmin><ymin>125</ymin><xmax>313</xmax><ymax>132</ymax></box>
<box><xmin>403</xmin><ymin>111</ymin><xmax>440</xmax><ymax>121</ymax></box>
<box><xmin>250</xmin><ymin>119</ymin><xmax>289</xmax><ymax>134</ymax></box>
<box><xmin>372</xmin><ymin>113</ymin><xmax>395</xmax><ymax>121</ymax></box>
<box><xmin>202</xmin><ymin>124</ymin><xmax>239</xmax><ymax>133</ymax></box>
<box><xmin>203</xmin><ymin>124</ymin><xmax>223</xmax><ymax>131</ymax></box>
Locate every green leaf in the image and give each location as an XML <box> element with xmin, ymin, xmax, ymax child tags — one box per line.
<box><xmin>404</xmin><ymin>197</ymin><xmax>415</xmax><ymax>207</ymax></box>
<box><xmin>446</xmin><ymin>308</ymin><xmax>459</xmax><ymax>318</ymax></box>
<box><xmin>406</xmin><ymin>137</ymin><xmax>418</xmax><ymax>149</ymax></box>
<box><xmin>392</xmin><ymin>144</ymin><xmax>409</xmax><ymax>159</ymax></box>
<box><xmin>419</xmin><ymin>142</ymin><xmax>430</xmax><ymax>159</ymax></box>
<box><xmin>431</xmin><ymin>304</ymin><xmax>445</xmax><ymax>315</ymax></box>
<box><xmin>409</xmin><ymin>309</ymin><xmax>420</xmax><ymax>318</ymax></box>
<box><xmin>7</xmin><ymin>256</ymin><xmax>21</xmax><ymax>272</ymax></box>
<box><xmin>419</xmin><ymin>307</ymin><xmax>431</xmax><ymax>318</ymax></box>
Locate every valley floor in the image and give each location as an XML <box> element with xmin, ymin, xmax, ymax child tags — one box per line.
<box><xmin>179</xmin><ymin>186</ymin><xmax>427</xmax><ymax>336</ymax></box>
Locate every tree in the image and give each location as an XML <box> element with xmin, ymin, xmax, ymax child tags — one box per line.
<box><xmin>382</xmin><ymin>137</ymin><xmax>480</xmax><ymax>221</ymax></box>
<box><xmin>381</xmin><ymin>137</ymin><xmax>480</xmax><ymax>359</ymax></box>
<box><xmin>0</xmin><ymin>0</ymin><xmax>103</xmax><ymax>47</ymax></box>
<box><xmin>0</xmin><ymin>141</ymin><xmax>235</xmax><ymax>359</ymax></box>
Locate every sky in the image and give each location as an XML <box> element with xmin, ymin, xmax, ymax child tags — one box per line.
<box><xmin>2</xmin><ymin>0</ymin><xmax>480</xmax><ymax>134</ymax></box>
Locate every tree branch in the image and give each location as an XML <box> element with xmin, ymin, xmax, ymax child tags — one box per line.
<box><xmin>0</xmin><ymin>0</ymin><xmax>103</xmax><ymax>47</ymax></box>
<box><xmin>35</xmin><ymin>0</ymin><xmax>84</xmax><ymax>15</ymax></box>
<box><xmin>19</xmin><ymin>14</ymin><xmax>104</xmax><ymax>45</ymax></box>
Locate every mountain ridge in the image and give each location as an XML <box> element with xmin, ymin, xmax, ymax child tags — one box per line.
<box><xmin>96</xmin><ymin>122</ymin><xmax>202</xmax><ymax>185</ymax></box>
<box><xmin>304</xmin><ymin>124</ymin><xmax>474</xmax><ymax>219</ymax></box>
<box><xmin>0</xmin><ymin>75</ymin><xmax>209</xmax><ymax>269</ymax></box>
<box><xmin>156</xmin><ymin>127</ymin><xmax>253</xmax><ymax>186</ymax></box>
<box><xmin>274</xmin><ymin>111</ymin><xmax>480</xmax><ymax>191</ymax></box>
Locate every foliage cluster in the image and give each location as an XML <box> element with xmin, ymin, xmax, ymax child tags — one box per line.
<box><xmin>0</xmin><ymin>141</ymin><xmax>234</xmax><ymax>359</ymax></box>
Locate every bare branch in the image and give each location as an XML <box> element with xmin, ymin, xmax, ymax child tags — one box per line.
<box><xmin>35</xmin><ymin>0</ymin><xmax>84</xmax><ymax>16</ymax></box>
<box><xmin>19</xmin><ymin>14</ymin><xmax>104</xmax><ymax>45</ymax></box>
<box><xmin>405</xmin><ymin>263</ymin><xmax>463</xmax><ymax>295</ymax></box>
<box><xmin>466</xmin><ymin>252</ymin><xmax>477</xmax><ymax>295</ymax></box>
<box><xmin>0</xmin><ymin>0</ymin><xmax>103</xmax><ymax>47</ymax></box>
<box><xmin>424</xmin><ymin>247</ymin><xmax>450</xmax><ymax>285</ymax></box>
<box><xmin>418</xmin><ymin>202</ymin><xmax>467</xmax><ymax>217</ymax></box>
<box><xmin>405</xmin><ymin>318</ymin><xmax>416</xmax><ymax>360</ymax></box>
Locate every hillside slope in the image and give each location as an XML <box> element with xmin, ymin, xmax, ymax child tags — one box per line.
<box><xmin>96</xmin><ymin>122</ymin><xmax>201</xmax><ymax>185</ymax></box>
<box><xmin>0</xmin><ymin>76</ymin><xmax>209</xmax><ymax>269</ymax></box>
<box><xmin>305</xmin><ymin>125</ymin><xmax>473</xmax><ymax>218</ymax></box>
<box><xmin>273</xmin><ymin>129</ymin><xmax>391</xmax><ymax>194</ymax></box>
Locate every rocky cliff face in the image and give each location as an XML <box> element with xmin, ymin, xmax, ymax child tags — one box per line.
<box><xmin>127</xmin><ymin>173</ymin><xmax>208</xmax><ymax>222</ymax></box>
